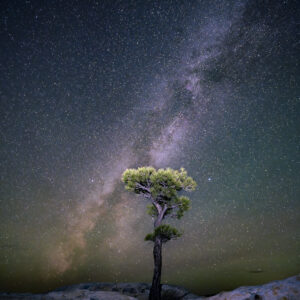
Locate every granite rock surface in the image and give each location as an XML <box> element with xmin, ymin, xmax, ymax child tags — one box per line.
<box><xmin>0</xmin><ymin>274</ymin><xmax>299</xmax><ymax>300</ymax></box>
<box><xmin>206</xmin><ymin>274</ymin><xmax>300</xmax><ymax>300</ymax></box>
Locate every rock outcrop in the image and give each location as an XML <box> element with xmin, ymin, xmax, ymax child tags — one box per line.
<box><xmin>0</xmin><ymin>274</ymin><xmax>299</xmax><ymax>299</ymax></box>
<box><xmin>206</xmin><ymin>274</ymin><xmax>300</xmax><ymax>300</ymax></box>
<box><xmin>0</xmin><ymin>282</ymin><xmax>200</xmax><ymax>300</ymax></box>
<box><xmin>0</xmin><ymin>290</ymin><xmax>136</xmax><ymax>300</ymax></box>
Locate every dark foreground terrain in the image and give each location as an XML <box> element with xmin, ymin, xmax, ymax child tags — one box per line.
<box><xmin>0</xmin><ymin>274</ymin><xmax>299</xmax><ymax>299</ymax></box>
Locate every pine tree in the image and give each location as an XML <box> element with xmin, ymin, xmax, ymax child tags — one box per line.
<box><xmin>122</xmin><ymin>167</ymin><xmax>196</xmax><ymax>300</ymax></box>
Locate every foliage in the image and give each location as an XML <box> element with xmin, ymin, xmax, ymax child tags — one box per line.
<box><xmin>145</xmin><ymin>224</ymin><xmax>182</xmax><ymax>243</ymax></box>
<box><xmin>122</xmin><ymin>166</ymin><xmax>196</xmax><ymax>220</ymax></box>
<box><xmin>147</xmin><ymin>204</ymin><xmax>158</xmax><ymax>217</ymax></box>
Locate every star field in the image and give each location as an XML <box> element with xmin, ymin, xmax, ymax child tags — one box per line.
<box><xmin>0</xmin><ymin>0</ymin><xmax>299</xmax><ymax>296</ymax></box>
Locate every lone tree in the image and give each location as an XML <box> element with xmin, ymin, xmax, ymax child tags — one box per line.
<box><xmin>122</xmin><ymin>167</ymin><xmax>196</xmax><ymax>300</ymax></box>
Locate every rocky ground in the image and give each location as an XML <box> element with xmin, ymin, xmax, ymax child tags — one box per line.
<box><xmin>0</xmin><ymin>274</ymin><xmax>299</xmax><ymax>299</ymax></box>
<box><xmin>207</xmin><ymin>273</ymin><xmax>300</xmax><ymax>300</ymax></box>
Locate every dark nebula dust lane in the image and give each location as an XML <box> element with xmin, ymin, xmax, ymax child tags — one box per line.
<box><xmin>0</xmin><ymin>0</ymin><xmax>299</xmax><ymax>296</ymax></box>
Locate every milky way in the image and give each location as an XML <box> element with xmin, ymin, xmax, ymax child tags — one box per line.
<box><xmin>0</xmin><ymin>0</ymin><xmax>299</xmax><ymax>296</ymax></box>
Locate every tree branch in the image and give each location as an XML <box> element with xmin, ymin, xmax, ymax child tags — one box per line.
<box><xmin>152</xmin><ymin>200</ymin><xmax>162</xmax><ymax>215</ymax></box>
<box><xmin>162</xmin><ymin>204</ymin><xmax>168</xmax><ymax>215</ymax></box>
<box><xmin>169</xmin><ymin>203</ymin><xmax>182</xmax><ymax>209</ymax></box>
<box><xmin>163</xmin><ymin>211</ymin><xmax>180</xmax><ymax>220</ymax></box>
<box><xmin>158</xmin><ymin>181</ymin><xmax>179</xmax><ymax>190</ymax></box>
<box><xmin>154</xmin><ymin>204</ymin><xmax>168</xmax><ymax>227</ymax></box>
<box><xmin>135</xmin><ymin>183</ymin><xmax>151</xmax><ymax>194</ymax></box>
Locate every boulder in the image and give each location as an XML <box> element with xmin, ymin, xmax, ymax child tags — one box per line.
<box><xmin>47</xmin><ymin>290</ymin><xmax>137</xmax><ymax>299</ymax></box>
<box><xmin>0</xmin><ymin>290</ymin><xmax>137</xmax><ymax>300</ymax></box>
<box><xmin>161</xmin><ymin>284</ymin><xmax>202</xmax><ymax>299</ymax></box>
<box><xmin>207</xmin><ymin>274</ymin><xmax>300</xmax><ymax>300</ymax></box>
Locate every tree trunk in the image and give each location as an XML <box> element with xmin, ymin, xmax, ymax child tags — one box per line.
<box><xmin>149</xmin><ymin>235</ymin><xmax>162</xmax><ymax>300</ymax></box>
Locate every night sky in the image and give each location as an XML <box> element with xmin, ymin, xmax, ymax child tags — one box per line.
<box><xmin>0</xmin><ymin>0</ymin><xmax>299</xmax><ymax>296</ymax></box>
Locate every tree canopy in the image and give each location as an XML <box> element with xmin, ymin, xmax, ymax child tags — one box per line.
<box><xmin>122</xmin><ymin>166</ymin><xmax>196</xmax><ymax>236</ymax></box>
